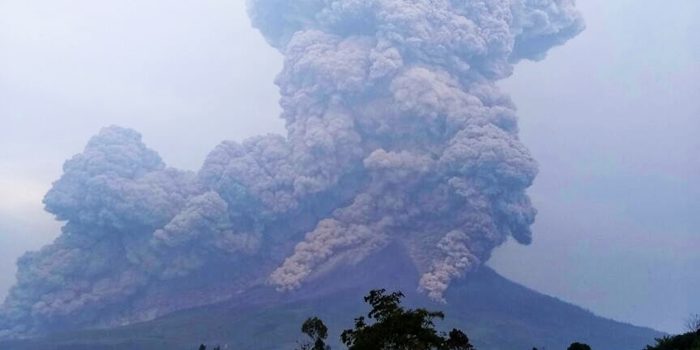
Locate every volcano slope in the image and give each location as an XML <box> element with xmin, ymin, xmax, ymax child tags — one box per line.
<box><xmin>1</xmin><ymin>245</ymin><xmax>663</xmax><ymax>350</ymax></box>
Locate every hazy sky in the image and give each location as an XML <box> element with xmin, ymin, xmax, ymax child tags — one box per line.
<box><xmin>490</xmin><ymin>0</ymin><xmax>699</xmax><ymax>333</ymax></box>
<box><xmin>0</xmin><ymin>0</ymin><xmax>697</xmax><ymax>333</ymax></box>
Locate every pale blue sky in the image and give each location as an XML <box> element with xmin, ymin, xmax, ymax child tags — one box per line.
<box><xmin>0</xmin><ymin>0</ymin><xmax>697</xmax><ymax>333</ymax></box>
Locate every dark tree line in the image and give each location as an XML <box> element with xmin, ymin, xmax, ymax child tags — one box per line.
<box><xmin>643</xmin><ymin>314</ymin><xmax>700</xmax><ymax>350</ymax></box>
<box><xmin>644</xmin><ymin>331</ymin><xmax>700</xmax><ymax>350</ymax></box>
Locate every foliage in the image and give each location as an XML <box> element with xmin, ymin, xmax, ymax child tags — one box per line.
<box><xmin>299</xmin><ymin>317</ymin><xmax>331</xmax><ymax>350</ymax></box>
<box><xmin>645</xmin><ymin>330</ymin><xmax>700</xmax><ymax>350</ymax></box>
<box><xmin>567</xmin><ymin>342</ymin><xmax>591</xmax><ymax>350</ymax></box>
<box><xmin>687</xmin><ymin>314</ymin><xmax>700</xmax><ymax>333</ymax></box>
<box><xmin>298</xmin><ymin>289</ymin><xmax>475</xmax><ymax>350</ymax></box>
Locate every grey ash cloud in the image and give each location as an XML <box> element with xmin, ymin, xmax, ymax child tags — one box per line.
<box><xmin>0</xmin><ymin>0</ymin><xmax>583</xmax><ymax>338</ymax></box>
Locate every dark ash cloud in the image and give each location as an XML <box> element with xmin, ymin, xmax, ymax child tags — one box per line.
<box><xmin>1</xmin><ymin>0</ymin><xmax>583</xmax><ymax>338</ymax></box>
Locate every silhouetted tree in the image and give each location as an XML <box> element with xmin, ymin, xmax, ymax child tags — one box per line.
<box><xmin>567</xmin><ymin>342</ymin><xmax>591</xmax><ymax>350</ymax></box>
<box><xmin>644</xmin><ymin>314</ymin><xmax>700</xmax><ymax>350</ymax></box>
<box><xmin>444</xmin><ymin>328</ymin><xmax>475</xmax><ymax>350</ymax></box>
<box><xmin>338</xmin><ymin>289</ymin><xmax>475</xmax><ymax>350</ymax></box>
<box><xmin>199</xmin><ymin>344</ymin><xmax>206</xmax><ymax>350</ymax></box>
<box><xmin>687</xmin><ymin>314</ymin><xmax>700</xmax><ymax>333</ymax></box>
<box><xmin>298</xmin><ymin>316</ymin><xmax>331</xmax><ymax>350</ymax></box>
<box><xmin>645</xmin><ymin>330</ymin><xmax>700</xmax><ymax>350</ymax></box>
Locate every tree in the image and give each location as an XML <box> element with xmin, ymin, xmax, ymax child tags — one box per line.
<box><xmin>645</xmin><ymin>332</ymin><xmax>700</xmax><ymax>350</ymax></box>
<box><xmin>298</xmin><ymin>316</ymin><xmax>331</xmax><ymax>350</ymax></box>
<box><xmin>444</xmin><ymin>328</ymin><xmax>475</xmax><ymax>350</ymax></box>
<box><xmin>338</xmin><ymin>289</ymin><xmax>474</xmax><ymax>350</ymax></box>
<box><xmin>644</xmin><ymin>314</ymin><xmax>700</xmax><ymax>350</ymax></box>
<box><xmin>567</xmin><ymin>342</ymin><xmax>591</xmax><ymax>350</ymax></box>
<box><xmin>686</xmin><ymin>314</ymin><xmax>700</xmax><ymax>333</ymax></box>
<box><xmin>645</xmin><ymin>323</ymin><xmax>700</xmax><ymax>350</ymax></box>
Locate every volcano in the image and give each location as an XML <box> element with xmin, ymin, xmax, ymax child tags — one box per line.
<box><xmin>1</xmin><ymin>245</ymin><xmax>662</xmax><ymax>350</ymax></box>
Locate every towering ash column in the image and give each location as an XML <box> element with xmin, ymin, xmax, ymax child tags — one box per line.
<box><xmin>247</xmin><ymin>0</ymin><xmax>584</xmax><ymax>299</ymax></box>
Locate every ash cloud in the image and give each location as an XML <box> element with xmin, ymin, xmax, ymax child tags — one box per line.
<box><xmin>0</xmin><ymin>0</ymin><xmax>583</xmax><ymax>338</ymax></box>
<box><xmin>250</xmin><ymin>0</ymin><xmax>582</xmax><ymax>297</ymax></box>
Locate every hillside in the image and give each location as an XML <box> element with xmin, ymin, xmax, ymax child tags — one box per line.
<box><xmin>1</xmin><ymin>245</ymin><xmax>663</xmax><ymax>350</ymax></box>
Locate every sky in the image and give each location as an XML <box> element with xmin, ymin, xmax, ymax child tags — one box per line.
<box><xmin>0</xmin><ymin>0</ymin><xmax>697</xmax><ymax>333</ymax></box>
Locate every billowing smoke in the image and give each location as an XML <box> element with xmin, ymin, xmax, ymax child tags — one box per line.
<box><xmin>248</xmin><ymin>0</ymin><xmax>582</xmax><ymax>298</ymax></box>
<box><xmin>0</xmin><ymin>0</ymin><xmax>583</xmax><ymax>338</ymax></box>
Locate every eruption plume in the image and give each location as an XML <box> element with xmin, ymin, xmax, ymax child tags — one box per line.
<box><xmin>0</xmin><ymin>0</ymin><xmax>583</xmax><ymax>338</ymax></box>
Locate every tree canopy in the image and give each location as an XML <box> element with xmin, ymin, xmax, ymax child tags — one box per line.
<box><xmin>299</xmin><ymin>316</ymin><xmax>331</xmax><ymax>350</ymax></box>
<box><xmin>645</xmin><ymin>330</ymin><xmax>700</xmax><ymax>350</ymax></box>
<box><xmin>567</xmin><ymin>342</ymin><xmax>591</xmax><ymax>350</ymax></box>
<box><xmin>298</xmin><ymin>289</ymin><xmax>474</xmax><ymax>350</ymax></box>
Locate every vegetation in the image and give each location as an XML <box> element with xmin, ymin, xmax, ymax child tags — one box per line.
<box><xmin>642</xmin><ymin>313</ymin><xmax>700</xmax><ymax>350</ymax></box>
<box><xmin>298</xmin><ymin>288</ymin><xmax>476</xmax><ymax>350</ymax></box>
<box><xmin>299</xmin><ymin>317</ymin><xmax>331</xmax><ymax>350</ymax></box>
<box><xmin>687</xmin><ymin>314</ymin><xmax>700</xmax><ymax>333</ymax></box>
<box><xmin>644</xmin><ymin>330</ymin><xmax>700</xmax><ymax>350</ymax></box>
<box><xmin>566</xmin><ymin>342</ymin><xmax>591</xmax><ymax>350</ymax></box>
<box><xmin>291</xmin><ymin>289</ymin><xmax>608</xmax><ymax>350</ymax></box>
